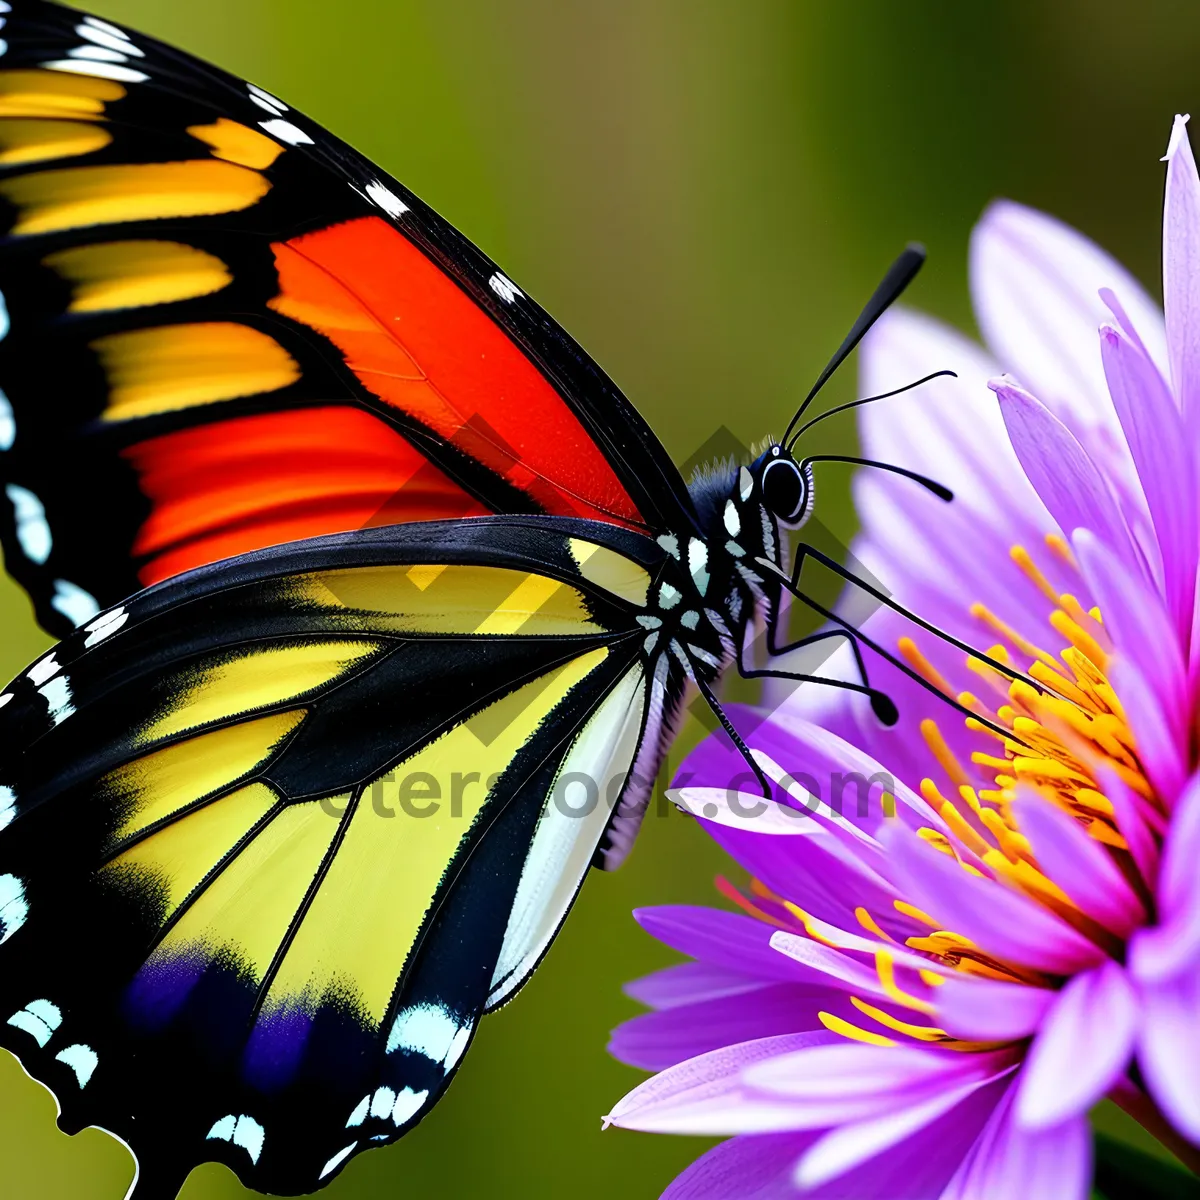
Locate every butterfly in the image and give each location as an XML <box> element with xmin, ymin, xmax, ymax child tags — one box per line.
<box><xmin>0</xmin><ymin>2</ymin><xmax>1013</xmax><ymax>1196</ymax></box>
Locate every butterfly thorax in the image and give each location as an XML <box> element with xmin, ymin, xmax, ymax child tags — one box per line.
<box><xmin>641</xmin><ymin>444</ymin><xmax>810</xmax><ymax>683</ymax></box>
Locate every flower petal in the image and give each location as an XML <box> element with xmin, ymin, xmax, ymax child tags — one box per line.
<box><xmin>1099</xmin><ymin>324</ymin><xmax>1198</xmax><ymax>635</ymax></box>
<box><xmin>633</xmin><ymin>907</ymin><xmax>811</xmax><ymax>983</ymax></box>
<box><xmin>943</xmin><ymin>1078</ymin><xmax>1092</xmax><ymax>1200</ymax></box>
<box><xmin>660</xmin><ymin>1132</ymin><xmax>815</xmax><ymax>1200</ymax></box>
<box><xmin>624</xmin><ymin>962</ymin><xmax>767</xmax><ymax>1011</ymax></box>
<box><xmin>858</xmin><ymin>307</ymin><xmax>1052</xmax><ymax>530</ymax></box>
<box><xmin>1137</xmin><ymin>967</ymin><xmax>1200</xmax><ymax>1144</ymax></box>
<box><xmin>1162</xmin><ymin>113</ymin><xmax>1200</xmax><ymax>427</ymax></box>
<box><xmin>609</xmin><ymin>983</ymin><xmax>842</xmax><ymax>1071</ymax></box>
<box><xmin>971</xmin><ymin>199</ymin><xmax>1167</xmax><ymax>431</ymax></box>
<box><xmin>794</xmin><ymin>1066</ymin><xmax>1016</xmax><ymax>1189</ymax></box>
<box><xmin>883</xmin><ymin>823</ymin><xmax>1106</xmax><ymax>975</ymax></box>
<box><xmin>993</xmin><ymin>379</ymin><xmax>1143</xmax><ymax>577</ymax></box>
<box><xmin>1074</xmin><ymin>527</ymin><xmax>1189</xmax><ymax>744</ymax></box>
<box><xmin>933</xmin><ymin>975</ymin><xmax>1056</xmax><ymax>1042</ymax></box>
<box><xmin>1011</xmin><ymin>789</ymin><xmax>1146</xmax><ymax>937</ymax></box>
<box><xmin>1130</xmin><ymin>771</ymin><xmax>1200</xmax><ymax>981</ymax></box>
<box><xmin>1015</xmin><ymin>960</ymin><xmax>1138</xmax><ymax>1128</ymax></box>
<box><xmin>603</xmin><ymin>1032</ymin><xmax>841</xmax><ymax>1136</ymax></box>
<box><xmin>1106</xmin><ymin>658</ymin><xmax>1189</xmax><ymax>803</ymax></box>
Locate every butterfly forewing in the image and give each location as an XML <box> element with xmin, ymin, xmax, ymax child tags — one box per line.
<box><xmin>0</xmin><ymin>0</ymin><xmax>696</xmax><ymax>636</ymax></box>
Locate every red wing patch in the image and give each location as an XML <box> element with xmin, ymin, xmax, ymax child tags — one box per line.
<box><xmin>268</xmin><ymin>216</ymin><xmax>645</xmax><ymax>528</ymax></box>
<box><xmin>125</xmin><ymin>406</ymin><xmax>487</xmax><ymax>585</ymax></box>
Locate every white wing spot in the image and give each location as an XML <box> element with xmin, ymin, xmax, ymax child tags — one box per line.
<box><xmin>207</xmin><ymin>1115</ymin><xmax>236</xmax><ymax>1142</ymax></box>
<box><xmin>346</xmin><ymin>1094</ymin><xmax>370</xmax><ymax>1128</ymax></box>
<box><xmin>258</xmin><ymin>118</ymin><xmax>312</xmax><ymax>146</ymax></box>
<box><xmin>320</xmin><ymin>1143</ymin><xmax>357</xmax><ymax>1180</ymax></box>
<box><xmin>0</xmin><ymin>785</ymin><xmax>15</xmax><ymax>832</ymax></box>
<box><xmin>27</xmin><ymin>654</ymin><xmax>60</xmax><ymax>686</ymax></box>
<box><xmin>248</xmin><ymin>84</ymin><xmax>287</xmax><ymax>113</ymax></box>
<box><xmin>656</xmin><ymin>533</ymin><xmax>680</xmax><ymax>560</ymax></box>
<box><xmin>0</xmin><ymin>286</ymin><xmax>9</xmax><ymax>341</ymax></box>
<box><xmin>84</xmin><ymin>605</ymin><xmax>128</xmax><ymax>646</ymax></box>
<box><xmin>369</xmin><ymin>1086</ymin><xmax>395</xmax><ymax>1119</ymax></box>
<box><xmin>365</xmin><ymin>181</ymin><xmax>408</xmax><ymax>218</ymax></box>
<box><xmin>488</xmin><ymin>272</ymin><xmax>523</xmax><ymax>304</ymax></box>
<box><xmin>0</xmin><ymin>874</ymin><xmax>27</xmax><ymax>943</ymax></box>
<box><xmin>738</xmin><ymin>466</ymin><xmax>753</xmax><ymax>502</ymax></box>
<box><xmin>688</xmin><ymin>538</ymin><xmax>709</xmax><ymax>596</ymax></box>
<box><xmin>75</xmin><ymin>22</ymin><xmax>143</xmax><ymax>56</ymax></box>
<box><xmin>386</xmin><ymin>1003</ymin><xmax>460</xmax><ymax>1061</ymax></box>
<box><xmin>53</xmin><ymin>580</ymin><xmax>100</xmax><ymax>628</ymax></box>
<box><xmin>8</xmin><ymin>999</ymin><xmax>61</xmax><ymax>1047</ymax></box>
<box><xmin>391</xmin><ymin>1086</ymin><xmax>428</xmax><ymax>1126</ymax></box>
<box><xmin>54</xmin><ymin>1043</ymin><xmax>98</xmax><ymax>1087</ymax></box>
<box><xmin>42</xmin><ymin>60</ymin><xmax>149</xmax><ymax>83</ymax></box>
<box><xmin>68</xmin><ymin>45</ymin><xmax>129</xmax><ymax>64</ymax></box>
<box><xmin>0</xmin><ymin>388</ymin><xmax>15</xmax><ymax>451</ymax></box>
<box><xmin>232</xmin><ymin>1115</ymin><xmax>265</xmax><ymax>1164</ymax></box>
<box><xmin>82</xmin><ymin>16</ymin><xmax>132</xmax><ymax>40</ymax></box>
<box><xmin>38</xmin><ymin>675</ymin><xmax>74</xmax><ymax>726</ymax></box>
<box><xmin>7</xmin><ymin>483</ymin><xmax>51</xmax><ymax>563</ymax></box>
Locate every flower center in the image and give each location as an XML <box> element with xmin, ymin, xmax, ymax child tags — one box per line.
<box><xmin>737</xmin><ymin>538</ymin><xmax>1164</xmax><ymax>1054</ymax></box>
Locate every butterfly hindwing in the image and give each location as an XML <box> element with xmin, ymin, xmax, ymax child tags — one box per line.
<box><xmin>0</xmin><ymin>514</ymin><xmax>670</xmax><ymax>1194</ymax></box>
<box><xmin>0</xmin><ymin>0</ymin><xmax>697</xmax><ymax>636</ymax></box>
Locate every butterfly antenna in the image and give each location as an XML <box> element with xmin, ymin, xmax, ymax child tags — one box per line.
<box><xmin>781</xmin><ymin>244</ymin><xmax>926</xmax><ymax>449</ymax></box>
<box><xmin>799</xmin><ymin>454</ymin><xmax>953</xmax><ymax>501</ymax></box>
<box><xmin>788</xmin><ymin>369</ymin><xmax>957</xmax><ymax>442</ymax></box>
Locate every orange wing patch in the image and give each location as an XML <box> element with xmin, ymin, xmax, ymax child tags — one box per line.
<box><xmin>269</xmin><ymin>215</ymin><xmax>644</xmax><ymax>527</ymax></box>
<box><xmin>125</xmin><ymin>406</ymin><xmax>488</xmax><ymax>585</ymax></box>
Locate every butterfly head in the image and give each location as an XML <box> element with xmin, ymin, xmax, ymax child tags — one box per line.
<box><xmin>747</xmin><ymin>442</ymin><xmax>814</xmax><ymax>529</ymax></box>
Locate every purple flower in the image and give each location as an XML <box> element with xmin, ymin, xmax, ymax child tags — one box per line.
<box><xmin>605</xmin><ymin>115</ymin><xmax>1200</xmax><ymax>1197</ymax></box>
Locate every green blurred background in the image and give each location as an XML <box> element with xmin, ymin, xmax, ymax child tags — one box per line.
<box><xmin>0</xmin><ymin>1</ymin><xmax>1194</xmax><ymax>1196</ymax></box>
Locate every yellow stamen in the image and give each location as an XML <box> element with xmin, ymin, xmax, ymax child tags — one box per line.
<box><xmin>1049</xmin><ymin>610</ymin><xmax>1108</xmax><ymax>670</ymax></box>
<box><xmin>1010</xmin><ymin>544</ymin><xmax>1059</xmax><ymax>603</ymax></box>
<box><xmin>897</xmin><ymin>637</ymin><xmax>953</xmax><ymax>695</ymax></box>
<box><xmin>874</xmin><ymin>950</ymin><xmax>937</xmax><ymax>1013</ymax></box>
<box><xmin>969</xmin><ymin>602</ymin><xmax>1059</xmax><ymax>667</ymax></box>
<box><xmin>1044</xmin><ymin>532</ymin><xmax>1077</xmax><ymax>568</ymax></box>
<box><xmin>919</xmin><ymin>720</ymin><xmax>970</xmax><ymax>791</ymax></box>
<box><xmin>894</xmin><ymin>900</ymin><xmax>940</xmax><ymax>928</ymax></box>
<box><xmin>851</xmin><ymin>996</ymin><xmax>948</xmax><ymax>1040</ymax></box>
<box><xmin>818</xmin><ymin>1011</ymin><xmax>897</xmax><ymax>1047</ymax></box>
<box><xmin>856</xmin><ymin>907</ymin><xmax>895</xmax><ymax>943</ymax></box>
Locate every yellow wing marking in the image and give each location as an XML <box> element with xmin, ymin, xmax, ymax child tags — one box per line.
<box><xmin>472</xmin><ymin>572</ymin><xmax>575</xmax><ymax>635</ymax></box>
<box><xmin>0</xmin><ymin>69</ymin><xmax>124</xmax><ymax>119</ymax></box>
<box><xmin>0</xmin><ymin>118</ymin><xmax>111</xmax><ymax>165</ymax></box>
<box><xmin>258</xmin><ymin>645</ymin><xmax>610</xmax><ymax>1024</ymax></box>
<box><xmin>568</xmin><ymin>538</ymin><xmax>650</xmax><ymax>607</ymax></box>
<box><xmin>146</xmin><ymin>795</ymin><xmax>342</xmax><ymax>982</ymax></box>
<box><xmin>0</xmin><ymin>160</ymin><xmax>270</xmax><ymax>236</ymax></box>
<box><xmin>295</xmin><ymin>564</ymin><xmax>601</xmax><ymax>636</ymax></box>
<box><xmin>92</xmin><ymin>322</ymin><xmax>301</xmax><ymax>420</ymax></box>
<box><xmin>104</xmin><ymin>711</ymin><xmax>306</xmax><ymax>840</ymax></box>
<box><xmin>45</xmin><ymin>240</ymin><xmax>233</xmax><ymax>313</ymax></box>
<box><xmin>104</xmin><ymin>782</ymin><xmax>279</xmax><ymax>922</ymax></box>
<box><xmin>141</xmin><ymin>640</ymin><xmax>382</xmax><ymax>743</ymax></box>
<box><xmin>187</xmin><ymin>117</ymin><xmax>286</xmax><ymax>170</ymax></box>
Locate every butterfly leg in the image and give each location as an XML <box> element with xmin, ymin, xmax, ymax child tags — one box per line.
<box><xmin>751</xmin><ymin>548</ymin><xmax>1025</xmax><ymax>745</ymax></box>
<box><xmin>691</xmin><ymin>672</ymin><xmax>772</xmax><ymax>797</ymax></box>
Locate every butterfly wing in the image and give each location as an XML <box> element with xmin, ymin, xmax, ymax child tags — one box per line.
<box><xmin>0</xmin><ymin>0</ymin><xmax>696</xmax><ymax>635</ymax></box>
<box><xmin>0</xmin><ymin>513</ymin><xmax>673</xmax><ymax>1195</ymax></box>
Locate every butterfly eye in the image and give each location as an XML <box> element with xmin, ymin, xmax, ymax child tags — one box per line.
<box><xmin>761</xmin><ymin>456</ymin><xmax>808</xmax><ymax>524</ymax></box>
